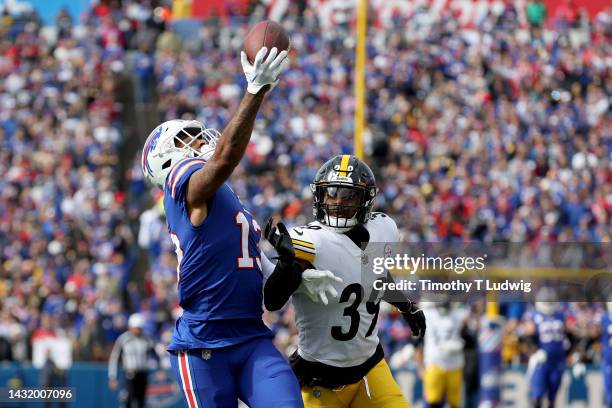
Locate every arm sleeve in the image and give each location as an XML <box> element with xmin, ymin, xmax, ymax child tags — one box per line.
<box><xmin>263</xmin><ymin>259</ymin><xmax>304</xmax><ymax>311</ymax></box>
<box><xmin>263</xmin><ymin>226</ymin><xmax>319</xmax><ymax>311</ymax></box>
<box><xmin>383</xmin><ymin>272</ymin><xmax>413</xmax><ymax>312</ymax></box>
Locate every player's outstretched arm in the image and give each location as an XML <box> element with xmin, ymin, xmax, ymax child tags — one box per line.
<box><xmin>263</xmin><ymin>219</ymin><xmax>304</xmax><ymax>311</ymax></box>
<box><xmin>263</xmin><ymin>219</ymin><xmax>341</xmax><ymax>310</ymax></box>
<box><xmin>186</xmin><ymin>47</ymin><xmax>288</xmax><ymax>209</ymax></box>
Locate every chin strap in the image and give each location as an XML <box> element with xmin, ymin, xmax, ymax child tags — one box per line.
<box><xmin>199</xmin><ymin>147</ymin><xmax>215</xmax><ymax>161</ymax></box>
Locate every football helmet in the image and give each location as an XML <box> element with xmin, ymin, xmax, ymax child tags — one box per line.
<box><xmin>535</xmin><ymin>287</ymin><xmax>558</xmax><ymax>315</ymax></box>
<box><xmin>141</xmin><ymin>119</ymin><xmax>219</xmax><ymax>188</ymax></box>
<box><xmin>311</xmin><ymin>155</ymin><xmax>377</xmax><ymax>232</ymax></box>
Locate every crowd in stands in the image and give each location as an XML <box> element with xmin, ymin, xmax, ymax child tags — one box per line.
<box><xmin>0</xmin><ymin>0</ymin><xmax>610</xmax><ymax>381</ymax></box>
<box><xmin>0</xmin><ymin>1</ymin><xmax>139</xmax><ymax>363</ymax></box>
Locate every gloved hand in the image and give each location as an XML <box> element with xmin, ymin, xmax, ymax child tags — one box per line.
<box><xmin>241</xmin><ymin>46</ymin><xmax>289</xmax><ymax>94</ymax></box>
<box><xmin>569</xmin><ymin>352</ymin><xmax>586</xmax><ymax>377</ymax></box>
<box><xmin>300</xmin><ymin>269</ymin><xmax>343</xmax><ymax>305</ymax></box>
<box><xmin>531</xmin><ymin>349</ymin><xmax>547</xmax><ymax>365</ymax></box>
<box><xmin>401</xmin><ymin>302</ymin><xmax>426</xmax><ymax>339</ymax></box>
<box><xmin>389</xmin><ymin>344</ymin><xmax>415</xmax><ymax>370</ymax></box>
<box><xmin>264</xmin><ymin>219</ymin><xmax>295</xmax><ymax>265</ymax></box>
<box><xmin>571</xmin><ymin>362</ymin><xmax>586</xmax><ymax>377</ymax></box>
<box><xmin>527</xmin><ymin>348</ymin><xmax>547</xmax><ymax>379</ymax></box>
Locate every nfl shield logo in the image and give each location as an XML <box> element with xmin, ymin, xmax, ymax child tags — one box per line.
<box><xmin>384</xmin><ymin>244</ymin><xmax>392</xmax><ymax>258</ymax></box>
<box><xmin>202</xmin><ymin>349</ymin><xmax>212</xmax><ymax>360</ymax></box>
<box><xmin>361</xmin><ymin>253</ymin><xmax>369</xmax><ymax>265</ymax></box>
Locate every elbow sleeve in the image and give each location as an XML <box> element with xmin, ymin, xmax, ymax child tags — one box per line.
<box><xmin>264</xmin><ymin>260</ymin><xmax>303</xmax><ymax>311</ymax></box>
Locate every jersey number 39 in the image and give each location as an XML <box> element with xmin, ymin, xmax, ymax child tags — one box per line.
<box><xmin>331</xmin><ymin>283</ymin><xmax>380</xmax><ymax>341</ymax></box>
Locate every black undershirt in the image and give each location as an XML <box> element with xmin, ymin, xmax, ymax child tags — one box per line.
<box><xmin>263</xmin><ymin>258</ymin><xmax>303</xmax><ymax>311</ymax></box>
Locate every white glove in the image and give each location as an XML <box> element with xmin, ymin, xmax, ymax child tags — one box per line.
<box><xmin>389</xmin><ymin>344</ymin><xmax>415</xmax><ymax>369</ymax></box>
<box><xmin>526</xmin><ymin>348</ymin><xmax>547</xmax><ymax>379</ymax></box>
<box><xmin>299</xmin><ymin>269</ymin><xmax>343</xmax><ymax>305</ymax></box>
<box><xmin>240</xmin><ymin>46</ymin><xmax>289</xmax><ymax>94</ymax></box>
<box><xmin>569</xmin><ymin>352</ymin><xmax>586</xmax><ymax>377</ymax></box>
<box><xmin>532</xmin><ymin>349</ymin><xmax>547</xmax><ymax>365</ymax></box>
<box><xmin>571</xmin><ymin>362</ymin><xmax>586</xmax><ymax>377</ymax></box>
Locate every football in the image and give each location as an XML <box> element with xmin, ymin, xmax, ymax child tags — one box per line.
<box><xmin>243</xmin><ymin>20</ymin><xmax>291</xmax><ymax>64</ymax></box>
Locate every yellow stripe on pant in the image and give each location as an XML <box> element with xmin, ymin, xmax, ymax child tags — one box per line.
<box><xmin>301</xmin><ymin>359</ymin><xmax>409</xmax><ymax>408</ymax></box>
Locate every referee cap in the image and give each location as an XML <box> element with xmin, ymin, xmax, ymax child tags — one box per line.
<box><xmin>128</xmin><ymin>313</ymin><xmax>145</xmax><ymax>329</ymax></box>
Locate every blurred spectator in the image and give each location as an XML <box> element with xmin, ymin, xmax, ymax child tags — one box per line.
<box><xmin>462</xmin><ymin>304</ymin><xmax>481</xmax><ymax>408</ymax></box>
<box><xmin>155</xmin><ymin>25</ymin><xmax>182</xmax><ymax>55</ymax></box>
<box><xmin>526</xmin><ymin>0</ymin><xmax>547</xmax><ymax>27</ymax></box>
<box><xmin>133</xmin><ymin>42</ymin><xmax>155</xmax><ymax>103</ymax></box>
<box><xmin>0</xmin><ymin>336</ymin><xmax>13</xmax><ymax>361</ymax></box>
<box><xmin>40</xmin><ymin>349</ymin><xmax>68</xmax><ymax>408</ymax></box>
<box><xmin>55</xmin><ymin>7</ymin><xmax>71</xmax><ymax>39</ymax></box>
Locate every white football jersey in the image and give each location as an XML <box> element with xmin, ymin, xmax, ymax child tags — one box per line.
<box><xmin>289</xmin><ymin>213</ymin><xmax>399</xmax><ymax>367</ymax></box>
<box><xmin>423</xmin><ymin>306</ymin><xmax>469</xmax><ymax>370</ymax></box>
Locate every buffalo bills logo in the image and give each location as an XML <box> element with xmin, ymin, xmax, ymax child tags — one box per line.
<box><xmin>142</xmin><ymin>126</ymin><xmax>163</xmax><ymax>177</ymax></box>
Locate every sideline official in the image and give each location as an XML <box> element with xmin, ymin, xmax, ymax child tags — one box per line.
<box><xmin>108</xmin><ymin>313</ymin><xmax>157</xmax><ymax>408</ymax></box>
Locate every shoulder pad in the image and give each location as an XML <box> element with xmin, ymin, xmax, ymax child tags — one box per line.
<box><xmin>368</xmin><ymin>212</ymin><xmax>400</xmax><ymax>242</ymax></box>
<box><xmin>165</xmin><ymin>157</ymin><xmax>206</xmax><ymax>200</ymax></box>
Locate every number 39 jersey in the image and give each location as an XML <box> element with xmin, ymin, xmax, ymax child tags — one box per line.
<box><xmin>289</xmin><ymin>213</ymin><xmax>399</xmax><ymax>367</ymax></box>
<box><xmin>163</xmin><ymin>158</ymin><xmax>272</xmax><ymax>351</ymax></box>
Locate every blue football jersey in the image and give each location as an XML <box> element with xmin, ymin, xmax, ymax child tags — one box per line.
<box><xmin>602</xmin><ymin>313</ymin><xmax>612</xmax><ymax>364</ymax></box>
<box><xmin>163</xmin><ymin>157</ymin><xmax>272</xmax><ymax>350</ymax></box>
<box><xmin>531</xmin><ymin>310</ymin><xmax>567</xmax><ymax>361</ymax></box>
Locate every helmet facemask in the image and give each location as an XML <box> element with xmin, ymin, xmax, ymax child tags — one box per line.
<box><xmin>312</xmin><ymin>183</ymin><xmax>375</xmax><ymax>232</ymax></box>
<box><xmin>173</xmin><ymin>125</ymin><xmax>219</xmax><ymax>162</ymax></box>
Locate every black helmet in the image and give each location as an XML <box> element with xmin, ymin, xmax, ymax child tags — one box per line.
<box><xmin>310</xmin><ymin>155</ymin><xmax>378</xmax><ymax>231</ymax></box>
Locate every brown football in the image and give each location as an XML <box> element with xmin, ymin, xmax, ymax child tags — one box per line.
<box><xmin>243</xmin><ymin>20</ymin><xmax>291</xmax><ymax>64</ymax></box>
